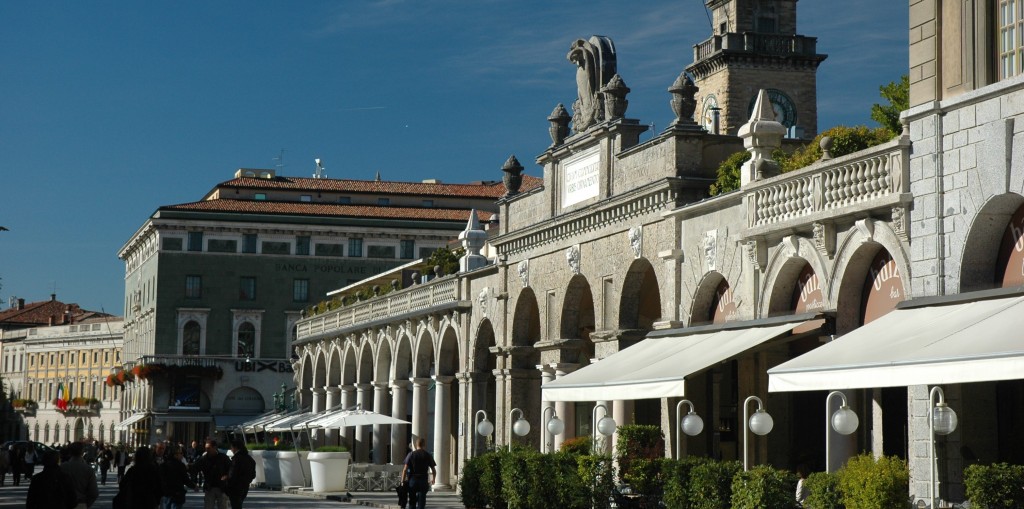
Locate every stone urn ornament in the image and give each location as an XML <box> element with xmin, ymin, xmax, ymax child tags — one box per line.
<box><xmin>502</xmin><ymin>155</ymin><xmax>524</xmax><ymax>197</ymax></box>
<box><xmin>668</xmin><ymin>72</ymin><xmax>699</xmax><ymax>126</ymax></box>
<box><xmin>548</xmin><ymin>103</ymin><xmax>571</xmax><ymax>146</ymax></box>
<box><xmin>601</xmin><ymin>74</ymin><xmax>630</xmax><ymax>120</ymax></box>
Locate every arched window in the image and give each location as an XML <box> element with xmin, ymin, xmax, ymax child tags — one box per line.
<box><xmin>183</xmin><ymin>321</ymin><xmax>201</xmax><ymax>355</ymax></box>
<box><xmin>237</xmin><ymin>322</ymin><xmax>256</xmax><ymax>358</ymax></box>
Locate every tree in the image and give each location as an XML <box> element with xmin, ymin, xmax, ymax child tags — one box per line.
<box><xmin>870</xmin><ymin>75</ymin><xmax>909</xmax><ymax>134</ymax></box>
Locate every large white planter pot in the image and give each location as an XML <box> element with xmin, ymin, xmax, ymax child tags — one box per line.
<box><xmin>308</xmin><ymin>452</ymin><xmax>351</xmax><ymax>493</ymax></box>
<box><xmin>278</xmin><ymin>450</ymin><xmax>311</xmax><ymax>487</ymax></box>
<box><xmin>259</xmin><ymin>450</ymin><xmax>281</xmax><ymax>488</ymax></box>
<box><xmin>251</xmin><ymin>451</ymin><xmax>265</xmax><ymax>485</ymax></box>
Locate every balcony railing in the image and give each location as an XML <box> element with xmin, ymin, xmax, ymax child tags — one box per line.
<box><xmin>693</xmin><ymin>33</ymin><xmax>820</xmax><ymax>62</ymax></box>
<box><xmin>746</xmin><ymin>137</ymin><xmax>910</xmax><ymax>229</ymax></box>
<box><xmin>297</xmin><ymin>275</ymin><xmax>461</xmax><ymax>341</ymax></box>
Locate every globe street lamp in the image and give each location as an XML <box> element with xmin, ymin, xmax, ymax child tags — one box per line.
<box><xmin>825</xmin><ymin>391</ymin><xmax>859</xmax><ymax>473</ymax></box>
<box><xmin>475</xmin><ymin>410</ymin><xmax>494</xmax><ymax>455</ymax></box>
<box><xmin>591</xmin><ymin>403</ymin><xmax>616</xmax><ymax>454</ymax></box>
<box><xmin>675</xmin><ymin>399</ymin><xmax>704</xmax><ymax>459</ymax></box>
<box><xmin>743</xmin><ymin>395</ymin><xmax>774</xmax><ymax>471</ymax></box>
<box><xmin>508</xmin><ymin>408</ymin><xmax>530</xmax><ymax>451</ymax></box>
<box><xmin>930</xmin><ymin>386</ymin><xmax>958</xmax><ymax>509</ymax></box>
<box><xmin>543</xmin><ymin>406</ymin><xmax>565</xmax><ymax>453</ymax></box>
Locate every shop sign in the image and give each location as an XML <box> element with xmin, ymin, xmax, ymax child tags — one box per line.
<box><xmin>862</xmin><ymin>250</ymin><xmax>903</xmax><ymax>324</ymax></box>
<box><xmin>997</xmin><ymin>206</ymin><xmax>1024</xmax><ymax>287</ymax></box>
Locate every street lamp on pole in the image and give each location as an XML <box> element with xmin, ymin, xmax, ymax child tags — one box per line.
<box><xmin>743</xmin><ymin>395</ymin><xmax>774</xmax><ymax>471</ymax></box>
<box><xmin>674</xmin><ymin>399</ymin><xmax>704</xmax><ymax>459</ymax></box>
<box><xmin>930</xmin><ymin>386</ymin><xmax>958</xmax><ymax>509</ymax></box>
<box><xmin>543</xmin><ymin>407</ymin><xmax>565</xmax><ymax>453</ymax></box>
<box><xmin>475</xmin><ymin>410</ymin><xmax>494</xmax><ymax>455</ymax></box>
<box><xmin>825</xmin><ymin>391</ymin><xmax>858</xmax><ymax>473</ymax></box>
<box><xmin>508</xmin><ymin>408</ymin><xmax>530</xmax><ymax>451</ymax></box>
<box><xmin>591</xmin><ymin>403</ymin><xmax>616</xmax><ymax>454</ymax></box>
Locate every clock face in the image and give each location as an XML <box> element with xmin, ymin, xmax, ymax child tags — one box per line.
<box><xmin>701</xmin><ymin>95</ymin><xmax>719</xmax><ymax>132</ymax></box>
<box><xmin>747</xmin><ymin>89</ymin><xmax>797</xmax><ymax>128</ymax></box>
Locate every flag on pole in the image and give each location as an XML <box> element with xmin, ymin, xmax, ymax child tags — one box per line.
<box><xmin>56</xmin><ymin>382</ymin><xmax>67</xmax><ymax>410</ymax></box>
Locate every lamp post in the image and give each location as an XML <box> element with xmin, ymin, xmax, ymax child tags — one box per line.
<box><xmin>930</xmin><ymin>386</ymin><xmax>958</xmax><ymax>509</ymax></box>
<box><xmin>543</xmin><ymin>407</ymin><xmax>565</xmax><ymax>453</ymax></box>
<box><xmin>475</xmin><ymin>410</ymin><xmax>494</xmax><ymax>455</ymax></box>
<box><xmin>675</xmin><ymin>400</ymin><xmax>704</xmax><ymax>459</ymax></box>
<box><xmin>825</xmin><ymin>391</ymin><xmax>859</xmax><ymax>473</ymax></box>
<box><xmin>591</xmin><ymin>403</ymin><xmax>616</xmax><ymax>454</ymax></box>
<box><xmin>743</xmin><ymin>395</ymin><xmax>774</xmax><ymax>471</ymax></box>
<box><xmin>508</xmin><ymin>408</ymin><xmax>530</xmax><ymax>451</ymax></box>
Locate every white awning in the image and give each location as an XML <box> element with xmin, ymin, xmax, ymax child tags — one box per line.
<box><xmin>114</xmin><ymin>412</ymin><xmax>149</xmax><ymax>431</ymax></box>
<box><xmin>768</xmin><ymin>294</ymin><xmax>1024</xmax><ymax>392</ymax></box>
<box><xmin>263</xmin><ymin>412</ymin><xmax>319</xmax><ymax>432</ymax></box>
<box><xmin>542</xmin><ymin>317</ymin><xmax>814</xmax><ymax>402</ymax></box>
<box><xmin>215</xmin><ymin>414</ymin><xmax>260</xmax><ymax>431</ymax></box>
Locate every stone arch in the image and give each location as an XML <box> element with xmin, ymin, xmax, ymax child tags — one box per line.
<box><xmin>959</xmin><ymin>193</ymin><xmax>1024</xmax><ymax>292</ymax></box>
<box><xmin>510</xmin><ymin>288</ymin><xmax>541</xmax><ymax>369</ymax></box>
<box><xmin>327</xmin><ymin>344</ymin><xmax>342</xmax><ymax>387</ymax></box>
<box><xmin>299</xmin><ymin>351</ymin><xmax>314</xmax><ymax>407</ymax></box>
<box><xmin>223</xmin><ymin>386</ymin><xmax>266</xmax><ymax>414</ymax></box>
<box><xmin>618</xmin><ymin>258</ymin><xmax>662</xmax><ymax>329</ymax></box>
<box><xmin>393</xmin><ymin>332</ymin><xmax>414</xmax><ymax>381</ymax></box>
<box><xmin>342</xmin><ymin>342</ymin><xmax>358</xmax><ymax>386</ymax></box>
<box><xmin>473</xmin><ymin>319</ymin><xmax>497</xmax><ymax>374</ymax></box>
<box><xmin>830</xmin><ymin>221</ymin><xmax>909</xmax><ymax>334</ymax></box>
<box><xmin>375</xmin><ymin>337</ymin><xmax>394</xmax><ymax>382</ymax></box>
<box><xmin>357</xmin><ymin>338</ymin><xmax>375</xmax><ymax>385</ymax></box>
<box><xmin>313</xmin><ymin>348</ymin><xmax>328</xmax><ymax>390</ymax></box>
<box><xmin>761</xmin><ymin>237</ymin><xmax>831</xmax><ymax>316</ymax></box>
<box><xmin>689</xmin><ymin>271</ymin><xmax>729</xmax><ymax>324</ymax></box>
<box><xmin>437</xmin><ymin>326</ymin><xmax>460</xmax><ymax>376</ymax></box>
<box><xmin>413</xmin><ymin>328</ymin><xmax>436</xmax><ymax>378</ymax></box>
<box><xmin>559</xmin><ymin>274</ymin><xmax>596</xmax><ymax>365</ymax></box>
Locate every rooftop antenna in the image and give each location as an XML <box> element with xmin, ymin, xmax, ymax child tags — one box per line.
<box><xmin>273</xmin><ymin>149</ymin><xmax>286</xmax><ymax>173</ymax></box>
<box><xmin>313</xmin><ymin>158</ymin><xmax>327</xmax><ymax>179</ymax></box>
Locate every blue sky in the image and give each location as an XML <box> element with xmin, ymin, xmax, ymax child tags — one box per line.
<box><xmin>0</xmin><ymin>1</ymin><xmax>908</xmax><ymax>314</ymax></box>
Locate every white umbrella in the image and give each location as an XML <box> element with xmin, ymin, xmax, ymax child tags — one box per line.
<box><xmin>307</xmin><ymin>408</ymin><xmax>409</xmax><ymax>429</ymax></box>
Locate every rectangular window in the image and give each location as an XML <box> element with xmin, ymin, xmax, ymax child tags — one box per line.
<box><xmin>239</xmin><ymin>277</ymin><xmax>256</xmax><ymax>300</ymax></box>
<box><xmin>348</xmin><ymin>238</ymin><xmax>363</xmax><ymax>257</ymax></box>
<box><xmin>242</xmin><ymin>234</ymin><xmax>258</xmax><ymax>253</ymax></box>
<box><xmin>400</xmin><ymin>240</ymin><xmax>416</xmax><ymax>259</ymax></box>
<box><xmin>293</xmin><ymin>279</ymin><xmax>309</xmax><ymax>302</ymax></box>
<box><xmin>422</xmin><ymin>200</ymin><xmax>434</xmax><ymax>207</ymax></box>
<box><xmin>378</xmin><ymin>198</ymin><xmax>390</xmax><ymax>206</ymax></box>
<box><xmin>207</xmin><ymin>239</ymin><xmax>237</xmax><ymax>253</ymax></box>
<box><xmin>162</xmin><ymin>237</ymin><xmax>183</xmax><ymax>251</ymax></box>
<box><xmin>295</xmin><ymin>236</ymin><xmax>311</xmax><ymax>256</ymax></box>
<box><xmin>419</xmin><ymin>247</ymin><xmax>437</xmax><ymax>259</ymax></box>
<box><xmin>314</xmin><ymin>243</ymin><xmax>344</xmax><ymax>257</ymax></box>
<box><xmin>338</xmin><ymin>197</ymin><xmax>351</xmax><ymax>204</ymax></box>
<box><xmin>93</xmin><ymin>352</ymin><xmax>98</xmax><ymax>363</ymax></box>
<box><xmin>999</xmin><ymin>0</ymin><xmax>1024</xmax><ymax>79</ymax></box>
<box><xmin>104</xmin><ymin>352</ymin><xmax>109</xmax><ymax>363</ymax></box>
<box><xmin>254</xmin><ymin>193</ymin><xmax>266</xmax><ymax>200</ymax></box>
<box><xmin>261</xmin><ymin>241</ymin><xmax>290</xmax><ymax>255</ymax></box>
<box><xmin>188</xmin><ymin>231</ymin><xmax>204</xmax><ymax>252</ymax></box>
<box><xmin>185</xmin><ymin>275</ymin><xmax>202</xmax><ymax>299</ymax></box>
<box><xmin>368</xmin><ymin>245</ymin><xmax>396</xmax><ymax>258</ymax></box>
<box><xmin>300</xmin><ymin>195</ymin><xmax>312</xmax><ymax>202</ymax></box>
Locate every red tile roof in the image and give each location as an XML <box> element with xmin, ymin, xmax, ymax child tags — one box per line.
<box><xmin>0</xmin><ymin>298</ymin><xmax>107</xmax><ymax>329</ymax></box>
<box><xmin>162</xmin><ymin>199</ymin><xmax>497</xmax><ymax>222</ymax></box>
<box><xmin>217</xmin><ymin>174</ymin><xmax>542</xmax><ymax>198</ymax></box>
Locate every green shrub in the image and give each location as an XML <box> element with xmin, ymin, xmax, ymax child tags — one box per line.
<box><xmin>246</xmin><ymin>443</ymin><xmax>268</xmax><ymax>451</ymax></box>
<box><xmin>578</xmin><ymin>454</ymin><xmax>615</xmax><ymax>509</ymax></box>
<box><xmin>964</xmin><ymin>463</ymin><xmax>1024</xmax><ymax>509</ymax></box>
<box><xmin>621</xmin><ymin>457</ymin><xmax>665</xmax><ymax>504</ymax></box>
<box><xmin>479</xmin><ymin>450</ymin><xmax>508</xmax><ymax>509</ymax></box>
<box><xmin>709</xmin><ymin>151</ymin><xmax>751</xmax><ymax>196</ymax></box>
<box><xmin>311</xmin><ymin>445</ymin><xmax>347</xmax><ymax>453</ymax></box>
<box><xmin>731</xmin><ymin>465</ymin><xmax>798</xmax><ymax>509</ymax></box>
<box><xmin>560</xmin><ymin>435</ymin><xmax>592</xmax><ymax>455</ymax></box>
<box><xmin>524</xmin><ymin>452</ymin><xmax>559</xmax><ymax>509</ymax></box>
<box><xmin>836</xmin><ymin>454</ymin><xmax>908</xmax><ymax>509</ymax></box>
<box><xmin>804</xmin><ymin>471</ymin><xmax>844</xmax><ymax>509</ymax></box>
<box><xmin>662</xmin><ymin>456</ymin><xmax>711</xmax><ymax>509</ymax></box>
<box><xmin>776</xmin><ymin>125</ymin><xmax>896</xmax><ymax>174</ymax></box>
<box><xmin>615</xmin><ymin>424</ymin><xmax>665</xmax><ymax>481</ymax></box>
<box><xmin>501</xmin><ymin>448</ymin><xmax>534</xmax><ymax>509</ymax></box>
<box><xmin>689</xmin><ymin>460</ymin><xmax>742</xmax><ymax>509</ymax></box>
<box><xmin>553</xmin><ymin>452</ymin><xmax>590</xmax><ymax>509</ymax></box>
<box><xmin>459</xmin><ymin>454</ymin><xmax>488</xmax><ymax>508</ymax></box>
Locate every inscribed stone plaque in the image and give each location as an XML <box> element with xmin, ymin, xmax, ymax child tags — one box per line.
<box><xmin>562</xmin><ymin>149</ymin><xmax>600</xmax><ymax>208</ymax></box>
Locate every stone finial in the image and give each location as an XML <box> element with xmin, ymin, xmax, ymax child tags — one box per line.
<box><xmin>548</xmin><ymin>103</ymin><xmax>571</xmax><ymax>147</ymax></box>
<box><xmin>668</xmin><ymin>72</ymin><xmax>699</xmax><ymax>126</ymax></box>
<box><xmin>390</xmin><ymin>279</ymin><xmax>400</xmax><ymax>291</ymax></box>
<box><xmin>459</xmin><ymin>210</ymin><xmax>488</xmax><ymax>273</ymax></box>
<box><xmin>737</xmin><ymin>89</ymin><xmax>786</xmax><ymax>187</ymax></box>
<box><xmin>819</xmin><ymin>136</ymin><xmax>834</xmax><ymax>161</ymax></box>
<box><xmin>601</xmin><ymin>74</ymin><xmax>630</xmax><ymax>120</ymax></box>
<box><xmin>501</xmin><ymin>155</ymin><xmax>524</xmax><ymax>197</ymax></box>
<box><xmin>434</xmin><ymin>265</ymin><xmax>443</xmax><ymax>277</ymax></box>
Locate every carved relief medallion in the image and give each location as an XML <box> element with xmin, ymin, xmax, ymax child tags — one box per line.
<box><xmin>703</xmin><ymin>230</ymin><xmax>718</xmax><ymax>272</ymax></box>
<box><xmin>628</xmin><ymin>225</ymin><xmax>643</xmax><ymax>258</ymax></box>
<box><xmin>517</xmin><ymin>260</ymin><xmax>530</xmax><ymax>288</ymax></box>
<box><xmin>566</xmin><ymin>245</ymin><xmax>581</xmax><ymax>275</ymax></box>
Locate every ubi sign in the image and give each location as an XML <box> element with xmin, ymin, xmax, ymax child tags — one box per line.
<box><xmin>234</xmin><ymin>360</ymin><xmax>294</xmax><ymax>373</ymax></box>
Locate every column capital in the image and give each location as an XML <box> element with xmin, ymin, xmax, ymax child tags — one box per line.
<box><xmin>432</xmin><ymin>375</ymin><xmax>456</xmax><ymax>384</ymax></box>
<box><xmin>372</xmin><ymin>381</ymin><xmax>391</xmax><ymax>390</ymax></box>
<box><xmin>536</xmin><ymin>364</ymin><xmax>555</xmax><ymax>374</ymax></box>
<box><xmin>339</xmin><ymin>384</ymin><xmax>356</xmax><ymax>392</ymax></box>
<box><xmin>391</xmin><ymin>379</ymin><xmax>411</xmax><ymax>390</ymax></box>
<box><xmin>311</xmin><ymin>387</ymin><xmax>326</xmax><ymax>395</ymax></box>
<box><xmin>410</xmin><ymin>377</ymin><xmax>432</xmax><ymax>387</ymax></box>
<box><xmin>551</xmin><ymin>363</ymin><xmax>580</xmax><ymax>376</ymax></box>
<box><xmin>355</xmin><ymin>382</ymin><xmax>373</xmax><ymax>391</ymax></box>
<box><xmin>455</xmin><ymin>371</ymin><xmax>490</xmax><ymax>383</ymax></box>
<box><xmin>324</xmin><ymin>386</ymin><xmax>341</xmax><ymax>395</ymax></box>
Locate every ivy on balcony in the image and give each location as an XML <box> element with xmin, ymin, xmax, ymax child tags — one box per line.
<box><xmin>131</xmin><ymin>363</ymin><xmax>223</xmax><ymax>381</ymax></box>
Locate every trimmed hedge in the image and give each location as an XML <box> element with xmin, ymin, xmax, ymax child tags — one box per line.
<box><xmin>662</xmin><ymin>456</ymin><xmax>712</xmax><ymax>509</ymax></box>
<box><xmin>836</xmin><ymin>454</ymin><xmax>908</xmax><ymax>509</ymax></box>
<box><xmin>964</xmin><ymin>463</ymin><xmax>1024</xmax><ymax>509</ymax></box>
<box><xmin>803</xmin><ymin>471</ymin><xmax>844</xmax><ymax>509</ymax></box>
<box><xmin>731</xmin><ymin>465</ymin><xmax>798</xmax><ymax>509</ymax></box>
<box><xmin>689</xmin><ymin>460</ymin><xmax>743</xmax><ymax>509</ymax></box>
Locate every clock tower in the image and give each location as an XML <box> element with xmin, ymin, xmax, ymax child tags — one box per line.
<box><xmin>686</xmin><ymin>0</ymin><xmax>826</xmax><ymax>138</ymax></box>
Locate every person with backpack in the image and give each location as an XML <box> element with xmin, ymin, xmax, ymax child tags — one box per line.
<box><xmin>401</xmin><ymin>437</ymin><xmax>437</xmax><ymax>509</ymax></box>
<box><xmin>223</xmin><ymin>440</ymin><xmax>256</xmax><ymax>509</ymax></box>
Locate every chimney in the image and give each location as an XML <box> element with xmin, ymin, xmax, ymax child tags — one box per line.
<box><xmin>17</xmin><ymin>298</ymin><xmax>24</xmax><ymax>310</ymax></box>
<box><xmin>51</xmin><ymin>293</ymin><xmax>56</xmax><ymax>301</ymax></box>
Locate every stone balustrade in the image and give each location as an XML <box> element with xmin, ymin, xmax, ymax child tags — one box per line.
<box><xmin>745</xmin><ymin>136</ymin><xmax>910</xmax><ymax>230</ymax></box>
<box><xmin>296</xmin><ymin>275</ymin><xmax>461</xmax><ymax>342</ymax></box>
<box><xmin>693</xmin><ymin>33</ymin><xmax>820</xmax><ymax>62</ymax></box>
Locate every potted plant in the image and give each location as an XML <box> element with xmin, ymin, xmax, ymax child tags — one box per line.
<box><xmin>308</xmin><ymin>445</ymin><xmax>351</xmax><ymax>493</ymax></box>
<box><xmin>277</xmin><ymin>443</ymin><xmax>311</xmax><ymax>488</ymax></box>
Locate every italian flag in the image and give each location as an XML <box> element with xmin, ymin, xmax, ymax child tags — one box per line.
<box><xmin>56</xmin><ymin>383</ymin><xmax>68</xmax><ymax>410</ymax></box>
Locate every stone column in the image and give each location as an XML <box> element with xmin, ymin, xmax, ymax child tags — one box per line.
<box><xmin>552</xmin><ymin>364</ymin><xmax>579</xmax><ymax>451</ymax></box>
<box><xmin>355</xmin><ymin>383</ymin><xmax>373</xmax><ymax>463</ymax></box>
<box><xmin>391</xmin><ymin>380</ymin><xmax>411</xmax><ymax>464</ymax></box>
<box><xmin>432</xmin><ymin>375</ymin><xmax>455</xmax><ymax>490</ymax></box>
<box><xmin>538</xmin><ymin>365</ymin><xmax>556</xmax><ymax>453</ymax></box>
<box><xmin>339</xmin><ymin>385</ymin><xmax>356</xmax><ymax>447</ymax></box>
<box><xmin>324</xmin><ymin>387</ymin><xmax>340</xmax><ymax>446</ymax></box>
<box><xmin>493</xmin><ymin>368</ymin><xmax>508</xmax><ymax>447</ymax></box>
<box><xmin>310</xmin><ymin>387</ymin><xmax>326</xmax><ymax>448</ymax></box>
<box><xmin>372</xmin><ymin>382</ymin><xmax>390</xmax><ymax>464</ymax></box>
<box><xmin>612</xmin><ymin>399</ymin><xmax>633</xmax><ymax>460</ymax></box>
<box><xmin>410</xmin><ymin>377</ymin><xmax>432</xmax><ymax>448</ymax></box>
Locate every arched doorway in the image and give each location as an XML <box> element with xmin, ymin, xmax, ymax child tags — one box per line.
<box><xmin>436</xmin><ymin>326</ymin><xmax>460</xmax><ymax>488</ymax></box>
<box><xmin>472</xmin><ymin>320</ymin><xmax>498</xmax><ymax>456</ymax></box>
<box><xmin>510</xmin><ymin>289</ymin><xmax>541</xmax><ymax>448</ymax></box>
<box><xmin>617</xmin><ymin>261</ymin><xmax>663</xmax><ymax>428</ymax></box>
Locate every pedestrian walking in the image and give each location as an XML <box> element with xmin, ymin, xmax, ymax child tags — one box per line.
<box><xmin>224</xmin><ymin>440</ymin><xmax>256</xmax><ymax>509</ymax></box>
<box><xmin>11</xmin><ymin>444</ymin><xmax>24</xmax><ymax>486</ymax></box>
<box><xmin>23</xmin><ymin>442</ymin><xmax>37</xmax><ymax>479</ymax></box>
<box><xmin>192</xmin><ymin>438</ymin><xmax>232</xmax><ymax>509</ymax></box>
<box><xmin>160</xmin><ymin>444</ymin><xmax>197</xmax><ymax>509</ymax></box>
<box><xmin>60</xmin><ymin>441</ymin><xmax>99</xmax><ymax>509</ymax></box>
<box><xmin>98</xmin><ymin>446</ymin><xmax>112</xmax><ymax>485</ymax></box>
<box><xmin>0</xmin><ymin>444</ymin><xmax>9</xmax><ymax>486</ymax></box>
<box><xmin>401</xmin><ymin>437</ymin><xmax>437</xmax><ymax>509</ymax></box>
<box><xmin>113</xmin><ymin>446</ymin><xmax>161</xmax><ymax>509</ymax></box>
<box><xmin>114</xmin><ymin>446</ymin><xmax>130</xmax><ymax>482</ymax></box>
<box><xmin>26</xmin><ymin>449</ymin><xmax>76</xmax><ymax>509</ymax></box>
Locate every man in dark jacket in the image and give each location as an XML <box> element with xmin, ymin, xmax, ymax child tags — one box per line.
<box><xmin>224</xmin><ymin>440</ymin><xmax>257</xmax><ymax>509</ymax></box>
<box><xmin>160</xmin><ymin>445</ymin><xmax>196</xmax><ymax>509</ymax></box>
<box><xmin>60</xmin><ymin>441</ymin><xmax>99</xmax><ymax>509</ymax></box>
<box><xmin>193</xmin><ymin>439</ymin><xmax>232</xmax><ymax>509</ymax></box>
<box><xmin>26</xmin><ymin>450</ymin><xmax>75</xmax><ymax>509</ymax></box>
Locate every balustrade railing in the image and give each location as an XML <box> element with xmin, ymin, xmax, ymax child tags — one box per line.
<box><xmin>693</xmin><ymin>33</ymin><xmax>819</xmax><ymax>62</ymax></box>
<box><xmin>296</xmin><ymin>276</ymin><xmax>461</xmax><ymax>341</ymax></box>
<box><xmin>747</xmin><ymin>139</ymin><xmax>909</xmax><ymax>228</ymax></box>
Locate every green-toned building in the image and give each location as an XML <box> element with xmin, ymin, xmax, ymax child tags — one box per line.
<box><xmin>116</xmin><ymin>168</ymin><xmax>526</xmax><ymax>444</ymax></box>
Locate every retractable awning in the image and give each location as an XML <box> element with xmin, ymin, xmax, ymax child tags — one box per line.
<box><xmin>542</xmin><ymin>315</ymin><xmax>818</xmax><ymax>402</ymax></box>
<box><xmin>768</xmin><ymin>293</ymin><xmax>1024</xmax><ymax>392</ymax></box>
<box><xmin>263</xmin><ymin>412</ymin><xmax>321</xmax><ymax>432</ymax></box>
<box><xmin>114</xmin><ymin>412</ymin><xmax>149</xmax><ymax>430</ymax></box>
<box><xmin>214</xmin><ymin>414</ymin><xmax>260</xmax><ymax>431</ymax></box>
